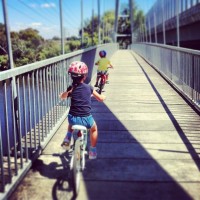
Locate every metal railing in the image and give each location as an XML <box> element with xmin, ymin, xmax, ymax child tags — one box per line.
<box><xmin>0</xmin><ymin>43</ymin><xmax>118</xmax><ymax>199</ymax></box>
<box><xmin>129</xmin><ymin>43</ymin><xmax>200</xmax><ymax>109</ymax></box>
<box><xmin>137</xmin><ymin>0</ymin><xmax>200</xmax><ymax>44</ymax></box>
<box><xmin>146</xmin><ymin>0</ymin><xmax>200</xmax><ymax>28</ymax></box>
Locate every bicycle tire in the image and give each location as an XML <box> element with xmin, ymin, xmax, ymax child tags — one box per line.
<box><xmin>81</xmin><ymin>132</ymin><xmax>87</xmax><ymax>170</ymax></box>
<box><xmin>72</xmin><ymin>139</ymin><xmax>81</xmax><ymax>197</ymax></box>
<box><xmin>99</xmin><ymin>80</ymin><xmax>104</xmax><ymax>94</ymax></box>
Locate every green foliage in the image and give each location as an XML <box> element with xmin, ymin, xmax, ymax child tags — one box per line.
<box><xmin>0</xmin><ymin>55</ymin><xmax>8</xmax><ymax>71</ymax></box>
<box><xmin>0</xmin><ymin>26</ymin><xmax>63</xmax><ymax>68</ymax></box>
<box><xmin>42</xmin><ymin>40</ymin><xmax>60</xmax><ymax>58</ymax></box>
<box><xmin>68</xmin><ymin>40</ymin><xmax>81</xmax><ymax>51</ymax></box>
<box><xmin>80</xmin><ymin>5</ymin><xmax>144</xmax><ymax>47</ymax></box>
<box><xmin>0</xmin><ymin>4</ymin><xmax>144</xmax><ymax>70</ymax></box>
<box><xmin>82</xmin><ymin>10</ymin><xmax>115</xmax><ymax>46</ymax></box>
<box><xmin>0</xmin><ymin>23</ymin><xmax>7</xmax><ymax>55</ymax></box>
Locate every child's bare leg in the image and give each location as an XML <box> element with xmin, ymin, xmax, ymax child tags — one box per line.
<box><xmin>89</xmin><ymin>123</ymin><xmax>98</xmax><ymax>159</ymax></box>
<box><xmin>61</xmin><ymin>124</ymin><xmax>73</xmax><ymax>148</ymax></box>
<box><xmin>90</xmin><ymin>123</ymin><xmax>98</xmax><ymax>147</ymax></box>
<box><xmin>68</xmin><ymin>124</ymin><xmax>73</xmax><ymax>133</ymax></box>
<box><xmin>65</xmin><ymin>124</ymin><xmax>73</xmax><ymax>139</ymax></box>
<box><xmin>95</xmin><ymin>75</ymin><xmax>100</xmax><ymax>86</ymax></box>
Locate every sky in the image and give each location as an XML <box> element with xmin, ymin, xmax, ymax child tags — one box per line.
<box><xmin>0</xmin><ymin>0</ymin><xmax>156</xmax><ymax>39</ymax></box>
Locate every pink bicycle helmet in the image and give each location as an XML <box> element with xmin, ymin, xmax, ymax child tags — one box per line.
<box><xmin>68</xmin><ymin>61</ymin><xmax>88</xmax><ymax>78</ymax></box>
<box><xmin>99</xmin><ymin>50</ymin><xmax>106</xmax><ymax>58</ymax></box>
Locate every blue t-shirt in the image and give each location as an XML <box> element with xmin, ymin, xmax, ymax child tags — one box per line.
<box><xmin>69</xmin><ymin>83</ymin><xmax>94</xmax><ymax>117</ymax></box>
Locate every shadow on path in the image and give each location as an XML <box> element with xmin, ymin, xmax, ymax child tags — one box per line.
<box><xmin>32</xmin><ymin>150</ymin><xmax>76</xmax><ymax>200</ymax></box>
<box><xmin>133</xmin><ymin>52</ymin><xmax>200</xmax><ymax>171</ymax></box>
<box><xmin>80</xmin><ymin>95</ymin><xmax>194</xmax><ymax>199</ymax></box>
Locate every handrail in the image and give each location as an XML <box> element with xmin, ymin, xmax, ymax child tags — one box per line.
<box><xmin>129</xmin><ymin>43</ymin><xmax>200</xmax><ymax>111</ymax></box>
<box><xmin>0</xmin><ymin>43</ymin><xmax>118</xmax><ymax>199</ymax></box>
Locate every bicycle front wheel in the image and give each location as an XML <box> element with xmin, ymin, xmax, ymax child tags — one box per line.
<box><xmin>72</xmin><ymin>139</ymin><xmax>81</xmax><ymax>197</ymax></box>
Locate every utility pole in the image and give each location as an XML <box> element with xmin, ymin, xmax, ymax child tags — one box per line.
<box><xmin>148</xmin><ymin>17</ymin><xmax>151</xmax><ymax>43</ymax></box>
<box><xmin>98</xmin><ymin>0</ymin><xmax>101</xmax><ymax>44</ymax></box>
<box><xmin>162</xmin><ymin>0</ymin><xmax>166</xmax><ymax>44</ymax></box>
<box><xmin>81</xmin><ymin>0</ymin><xmax>84</xmax><ymax>47</ymax></box>
<box><xmin>3</xmin><ymin>0</ymin><xmax>20</xmax><ymax>154</ymax></box>
<box><xmin>154</xmin><ymin>11</ymin><xmax>157</xmax><ymax>43</ymax></box>
<box><xmin>176</xmin><ymin>0</ymin><xmax>180</xmax><ymax>47</ymax></box>
<box><xmin>59</xmin><ymin>0</ymin><xmax>64</xmax><ymax>54</ymax></box>
<box><xmin>129</xmin><ymin>0</ymin><xmax>134</xmax><ymax>43</ymax></box>
<box><xmin>102</xmin><ymin>0</ymin><xmax>105</xmax><ymax>43</ymax></box>
<box><xmin>2</xmin><ymin>0</ymin><xmax>14</xmax><ymax>69</ymax></box>
<box><xmin>114</xmin><ymin>0</ymin><xmax>119</xmax><ymax>43</ymax></box>
<box><xmin>92</xmin><ymin>0</ymin><xmax>94</xmax><ymax>45</ymax></box>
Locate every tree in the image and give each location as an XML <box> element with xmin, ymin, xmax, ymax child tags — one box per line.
<box><xmin>79</xmin><ymin>10</ymin><xmax>115</xmax><ymax>46</ymax></box>
<box><xmin>0</xmin><ymin>23</ymin><xmax>7</xmax><ymax>55</ymax></box>
<box><xmin>116</xmin><ymin>2</ymin><xmax>144</xmax><ymax>47</ymax></box>
<box><xmin>0</xmin><ymin>2</ymin><xmax>144</xmax><ymax>70</ymax></box>
<box><xmin>0</xmin><ymin>55</ymin><xmax>8</xmax><ymax>71</ymax></box>
<box><xmin>0</xmin><ymin>23</ymin><xmax>9</xmax><ymax>70</ymax></box>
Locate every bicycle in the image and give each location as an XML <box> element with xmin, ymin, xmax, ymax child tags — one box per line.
<box><xmin>98</xmin><ymin>73</ymin><xmax>107</xmax><ymax>94</ymax></box>
<box><xmin>68</xmin><ymin>124</ymin><xmax>88</xmax><ymax>197</ymax></box>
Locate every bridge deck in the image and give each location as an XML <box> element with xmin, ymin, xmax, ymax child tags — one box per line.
<box><xmin>9</xmin><ymin>50</ymin><xmax>200</xmax><ymax>200</ymax></box>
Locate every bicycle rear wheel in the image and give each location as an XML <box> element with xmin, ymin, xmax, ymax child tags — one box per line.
<box><xmin>72</xmin><ymin>139</ymin><xmax>81</xmax><ymax>197</ymax></box>
<box><xmin>99</xmin><ymin>80</ymin><xmax>105</xmax><ymax>94</ymax></box>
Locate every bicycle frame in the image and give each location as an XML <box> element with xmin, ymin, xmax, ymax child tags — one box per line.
<box><xmin>69</xmin><ymin>125</ymin><xmax>88</xmax><ymax>197</ymax></box>
<box><xmin>98</xmin><ymin>73</ymin><xmax>107</xmax><ymax>94</ymax></box>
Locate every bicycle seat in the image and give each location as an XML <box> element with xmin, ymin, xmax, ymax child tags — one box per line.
<box><xmin>72</xmin><ymin>125</ymin><xmax>87</xmax><ymax>131</ymax></box>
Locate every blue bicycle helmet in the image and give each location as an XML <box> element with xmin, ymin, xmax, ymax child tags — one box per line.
<box><xmin>99</xmin><ymin>50</ymin><xmax>106</xmax><ymax>58</ymax></box>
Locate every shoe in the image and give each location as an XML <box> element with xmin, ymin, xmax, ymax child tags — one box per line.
<box><xmin>89</xmin><ymin>151</ymin><xmax>97</xmax><ymax>159</ymax></box>
<box><xmin>94</xmin><ymin>83</ymin><xmax>98</xmax><ymax>87</ymax></box>
<box><xmin>61</xmin><ymin>137</ymin><xmax>70</xmax><ymax>149</ymax></box>
<box><xmin>106</xmin><ymin>81</ymin><xmax>109</xmax><ymax>84</ymax></box>
<box><xmin>89</xmin><ymin>147</ymin><xmax>97</xmax><ymax>159</ymax></box>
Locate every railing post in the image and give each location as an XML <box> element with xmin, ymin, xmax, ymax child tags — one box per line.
<box><xmin>191</xmin><ymin>55</ymin><xmax>195</xmax><ymax>101</ymax></box>
<box><xmin>148</xmin><ymin>17</ymin><xmax>151</xmax><ymax>43</ymax></box>
<box><xmin>145</xmin><ymin>17</ymin><xmax>148</xmax><ymax>42</ymax></box>
<box><xmin>154</xmin><ymin>11</ymin><xmax>157</xmax><ymax>43</ymax></box>
<box><xmin>162</xmin><ymin>0</ymin><xmax>166</xmax><ymax>44</ymax></box>
<box><xmin>176</xmin><ymin>0</ymin><xmax>180</xmax><ymax>47</ymax></box>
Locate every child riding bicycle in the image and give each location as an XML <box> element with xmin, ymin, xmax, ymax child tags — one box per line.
<box><xmin>94</xmin><ymin>50</ymin><xmax>113</xmax><ymax>87</ymax></box>
<box><xmin>60</xmin><ymin>61</ymin><xmax>106</xmax><ymax>159</ymax></box>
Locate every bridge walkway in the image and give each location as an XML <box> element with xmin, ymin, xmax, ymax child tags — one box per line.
<box><xmin>9</xmin><ymin>50</ymin><xmax>200</xmax><ymax>200</ymax></box>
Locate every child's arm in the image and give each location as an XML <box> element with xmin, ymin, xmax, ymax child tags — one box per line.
<box><xmin>59</xmin><ymin>85</ymin><xmax>73</xmax><ymax>99</ymax></box>
<box><xmin>108</xmin><ymin>65</ymin><xmax>113</xmax><ymax>69</ymax></box>
<box><xmin>92</xmin><ymin>90</ymin><xmax>106</xmax><ymax>102</ymax></box>
<box><xmin>95</xmin><ymin>60</ymin><xmax>99</xmax><ymax>65</ymax></box>
<box><xmin>109</xmin><ymin>62</ymin><xmax>114</xmax><ymax>68</ymax></box>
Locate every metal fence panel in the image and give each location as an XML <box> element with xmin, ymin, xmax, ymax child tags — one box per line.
<box><xmin>129</xmin><ymin>43</ymin><xmax>200</xmax><ymax>108</ymax></box>
<box><xmin>0</xmin><ymin>43</ymin><xmax>118</xmax><ymax>199</ymax></box>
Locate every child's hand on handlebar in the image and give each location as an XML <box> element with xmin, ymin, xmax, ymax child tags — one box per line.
<box><xmin>59</xmin><ymin>91</ymin><xmax>68</xmax><ymax>99</ymax></box>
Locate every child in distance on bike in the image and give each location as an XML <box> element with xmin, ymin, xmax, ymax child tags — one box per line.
<box><xmin>59</xmin><ymin>61</ymin><xmax>106</xmax><ymax>159</ymax></box>
<box><xmin>94</xmin><ymin>50</ymin><xmax>113</xmax><ymax>87</ymax></box>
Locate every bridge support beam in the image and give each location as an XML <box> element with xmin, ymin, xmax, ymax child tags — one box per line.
<box><xmin>114</xmin><ymin>0</ymin><xmax>119</xmax><ymax>42</ymax></box>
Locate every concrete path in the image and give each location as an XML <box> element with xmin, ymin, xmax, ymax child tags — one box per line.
<box><xmin>9</xmin><ymin>50</ymin><xmax>200</xmax><ymax>200</ymax></box>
